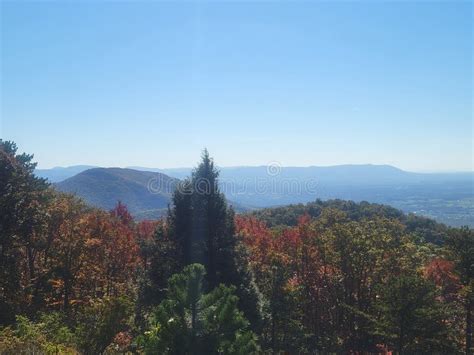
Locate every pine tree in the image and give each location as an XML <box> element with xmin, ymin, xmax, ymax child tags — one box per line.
<box><xmin>168</xmin><ymin>179</ymin><xmax>193</xmax><ymax>267</ymax></box>
<box><xmin>142</xmin><ymin>264</ymin><xmax>258</xmax><ymax>355</ymax></box>
<box><xmin>167</xmin><ymin>149</ymin><xmax>263</xmax><ymax>329</ymax></box>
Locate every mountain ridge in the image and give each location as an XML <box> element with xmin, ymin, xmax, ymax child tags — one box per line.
<box><xmin>36</xmin><ymin>164</ymin><xmax>473</xmax><ymax>183</ymax></box>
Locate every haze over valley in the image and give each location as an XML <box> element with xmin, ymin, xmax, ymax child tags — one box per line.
<box><xmin>37</xmin><ymin>164</ymin><xmax>474</xmax><ymax>226</ymax></box>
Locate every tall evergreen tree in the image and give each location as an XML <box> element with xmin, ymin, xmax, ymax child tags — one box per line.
<box><xmin>142</xmin><ymin>264</ymin><xmax>258</xmax><ymax>355</ymax></box>
<box><xmin>168</xmin><ymin>179</ymin><xmax>193</xmax><ymax>267</ymax></box>
<box><xmin>0</xmin><ymin>140</ymin><xmax>50</xmax><ymax>324</ymax></box>
<box><xmin>167</xmin><ymin>150</ymin><xmax>263</xmax><ymax>329</ymax></box>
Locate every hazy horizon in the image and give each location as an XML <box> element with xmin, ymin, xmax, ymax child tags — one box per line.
<box><xmin>2</xmin><ymin>1</ymin><xmax>472</xmax><ymax>172</ymax></box>
<box><xmin>35</xmin><ymin>161</ymin><xmax>473</xmax><ymax>174</ymax></box>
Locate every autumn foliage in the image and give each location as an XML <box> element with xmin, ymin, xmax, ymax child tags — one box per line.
<box><xmin>1</xmin><ymin>140</ymin><xmax>472</xmax><ymax>354</ymax></box>
<box><xmin>236</xmin><ymin>211</ymin><xmax>467</xmax><ymax>353</ymax></box>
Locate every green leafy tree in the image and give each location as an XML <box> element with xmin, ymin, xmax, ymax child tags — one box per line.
<box><xmin>138</xmin><ymin>223</ymin><xmax>180</xmax><ymax>315</ymax></box>
<box><xmin>142</xmin><ymin>264</ymin><xmax>258</xmax><ymax>354</ymax></box>
<box><xmin>0</xmin><ymin>313</ymin><xmax>77</xmax><ymax>354</ymax></box>
<box><xmin>75</xmin><ymin>296</ymin><xmax>133</xmax><ymax>355</ymax></box>
<box><xmin>446</xmin><ymin>227</ymin><xmax>474</xmax><ymax>354</ymax></box>
<box><xmin>375</xmin><ymin>274</ymin><xmax>459</xmax><ymax>354</ymax></box>
<box><xmin>0</xmin><ymin>140</ymin><xmax>50</xmax><ymax>324</ymax></box>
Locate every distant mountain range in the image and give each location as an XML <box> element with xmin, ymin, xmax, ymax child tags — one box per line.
<box><xmin>38</xmin><ymin>165</ymin><xmax>474</xmax><ymax>226</ymax></box>
<box><xmin>36</xmin><ymin>164</ymin><xmax>474</xmax><ymax>184</ymax></box>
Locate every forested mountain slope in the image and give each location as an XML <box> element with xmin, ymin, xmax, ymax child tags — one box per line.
<box><xmin>56</xmin><ymin>168</ymin><xmax>177</xmax><ymax>218</ymax></box>
<box><xmin>249</xmin><ymin>199</ymin><xmax>450</xmax><ymax>245</ymax></box>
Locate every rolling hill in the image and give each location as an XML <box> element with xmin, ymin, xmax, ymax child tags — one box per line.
<box><xmin>56</xmin><ymin>168</ymin><xmax>178</xmax><ymax>219</ymax></box>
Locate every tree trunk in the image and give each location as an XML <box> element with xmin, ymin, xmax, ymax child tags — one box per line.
<box><xmin>467</xmin><ymin>297</ymin><xmax>472</xmax><ymax>355</ymax></box>
<box><xmin>191</xmin><ymin>299</ymin><xmax>197</xmax><ymax>355</ymax></box>
<box><xmin>63</xmin><ymin>276</ymin><xmax>71</xmax><ymax>311</ymax></box>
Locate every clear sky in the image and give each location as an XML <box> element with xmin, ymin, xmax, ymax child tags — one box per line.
<box><xmin>1</xmin><ymin>1</ymin><xmax>472</xmax><ymax>171</ymax></box>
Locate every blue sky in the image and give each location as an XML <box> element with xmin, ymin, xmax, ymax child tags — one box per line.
<box><xmin>1</xmin><ymin>1</ymin><xmax>472</xmax><ymax>171</ymax></box>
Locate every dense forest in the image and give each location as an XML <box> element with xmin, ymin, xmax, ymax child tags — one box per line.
<box><xmin>1</xmin><ymin>140</ymin><xmax>473</xmax><ymax>354</ymax></box>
